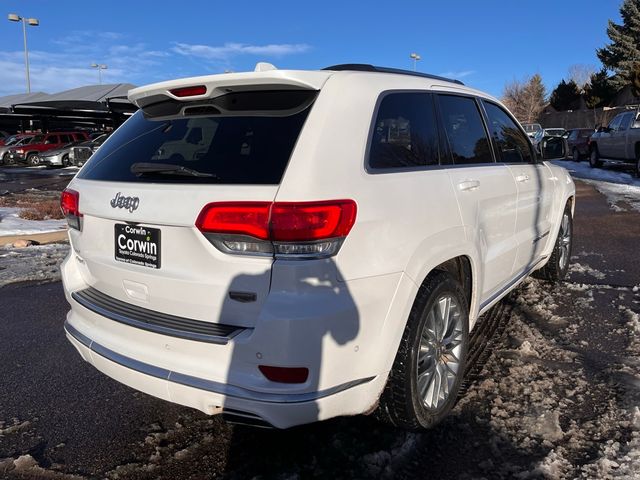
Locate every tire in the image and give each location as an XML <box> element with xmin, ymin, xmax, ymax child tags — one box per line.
<box><xmin>534</xmin><ymin>203</ymin><xmax>573</xmax><ymax>283</ymax></box>
<box><xmin>376</xmin><ymin>271</ymin><xmax>469</xmax><ymax>431</ymax></box>
<box><xmin>635</xmin><ymin>152</ymin><xmax>640</xmax><ymax>178</ymax></box>
<box><xmin>62</xmin><ymin>154</ymin><xmax>70</xmax><ymax>167</ymax></box>
<box><xmin>26</xmin><ymin>153</ymin><xmax>39</xmax><ymax>166</ymax></box>
<box><xmin>572</xmin><ymin>148</ymin><xmax>580</xmax><ymax>162</ymax></box>
<box><xmin>3</xmin><ymin>153</ymin><xmax>14</xmax><ymax>166</ymax></box>
<box><xmin>589</xmin><ymin>147</ymin><xmax>602</xmax><ymax>168</ymax></box>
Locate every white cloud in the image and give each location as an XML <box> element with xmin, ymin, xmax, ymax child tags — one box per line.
<box><xmin>172</xmin><ymin>42</ymin><xmax>310</xmax><ymax>60</ymax></box>
<box><xmin>0</xmin><ymin>34</ymin><xmax>171</xmax><ymax>96</ymax></box>
<box><xmin>438</xmin><ymin>70</ymin><xmax>476</xmax><ymax>79</ymax></box>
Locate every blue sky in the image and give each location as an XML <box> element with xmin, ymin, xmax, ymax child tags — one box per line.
<box><xmin>0</xmin><ymin>0</ymin><xmax>623</xmax><ymax>98</ymax></box>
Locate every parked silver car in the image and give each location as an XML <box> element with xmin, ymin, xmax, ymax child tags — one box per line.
<box><xmin>40</xmin><ymin>141</ymin><xmax>84</xmax><ymax>167</ymax></box>
<box><xmin>0</xmin><ymin>135</ymin><xmax>35</xmax><ymax>165</ymax></box>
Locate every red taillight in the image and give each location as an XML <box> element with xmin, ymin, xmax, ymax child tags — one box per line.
<box><xmin>196</xmin><ymin>202</ymin><xmax>271</xmax><ymax>239</ymax></box>
<box><xmin>196</xmin><ymin>200</ymin><xmax>357</xmax><ymax>258</ymax></box>
<box><xmin>270</xmin><ymin>200</ymin><xmax>357</xmax><ymax>241</ymax></box>
<box><xmin>60</xmin><ymin>188</ymin><xmax>82</xmax><ymax>230</ymax></box>
<box><xmin>60</xmin><ymin>189</ymin><xmax>81</xmax><ymax>217</ymax></box>
<box><xmin>259</xmin><ymin>365</ymin><xmax>309</xmax><ymax>384</ymax></box>
<box><xmin>196</xmin><ymin>200</ymin><xmax>357</xmax><ymax>240</ymax></box>
<box><xmin>169</xmin><ymin>85</ymin><xmax>207</xmax><ymax>97</ymax></box>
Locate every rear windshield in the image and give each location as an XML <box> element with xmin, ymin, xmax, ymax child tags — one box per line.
<box><xmin>78</xmin><ymin>90</ymin><xmax>316</xmax><ymax>185</ymax></box>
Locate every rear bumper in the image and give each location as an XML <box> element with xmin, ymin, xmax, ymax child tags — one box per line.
<box><xmin>61</xmin><ymin>251</ymin><xmax>401</xmax><ymax>428</ymax></box>
<box><xmin>65</xmin><ymin>318</ymin><xmax>384</xmax><ymax>429</ymax></box>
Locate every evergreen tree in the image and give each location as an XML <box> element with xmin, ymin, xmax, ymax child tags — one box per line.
<box><xmin>597</xmin><ymin>0</ymin><xmax>640</xmax><ymax>88</ymax></box>
<box><xmin>584</xmin><ymin>69</ymin><xmax>618</xmax><ymax>108</ymax></box>
<box><xmin>549</xmin><ymin>80</ymin><xmax>581</xmax><ymax>111</ymax></box>
<box><xmin>502</xmin><ymin>74</ymin><xmax>546</xmax><ymax>123</ymax></box>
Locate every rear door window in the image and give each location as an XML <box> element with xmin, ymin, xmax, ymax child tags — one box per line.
<box><xmin>483</xmin><ymin>101</ymin><xmax>533</xmax><ymax>163</ymax></box>
<box><xmin>78</xmin><ymin>90</ymin><xmax>317</xmax><ymax>185</ymax></box>
<box><xmin>437</xmin><ymin>95</ymin><xmax>493</xmax><ymax>165</ymax></box>
<box><xmin>369</xmin><ymin>92</ymin><xmax>439</xmax><ymax>169</ymax></box>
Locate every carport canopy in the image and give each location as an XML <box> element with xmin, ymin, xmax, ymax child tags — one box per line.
<box><xmin>10</xmin><ymin>83</ymin><xmax>136</xmax><ymax>113</ymax></box>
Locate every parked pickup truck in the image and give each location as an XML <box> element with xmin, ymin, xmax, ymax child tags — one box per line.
<box><xmin>589</xmin><ymin>110</ymin><xmax>640</xmax><ymax>177</ymax></box>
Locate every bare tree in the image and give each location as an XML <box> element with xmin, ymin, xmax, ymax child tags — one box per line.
<box><xmin>502</xmin><ymin>74</ymin><xmax>547</xmax><ymax>123</ymax></box>
<box><xmin>568</xmin><ymin>64</ymin><xmax>596</xmax><ymax>90</ymax></box>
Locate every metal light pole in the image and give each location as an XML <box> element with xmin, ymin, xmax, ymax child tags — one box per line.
<box><xmin>409</xmin><ymin>52</ymin><xmax>421</xmax><ymax>72</ymax></box>
<box><xmin>8</xmin><ymin>13</ymin><xmax>39</xmax><ymax>94</ymax></box>
<box><xmin>91</xmin><ymin>63</ymin><xmax>108</xmax><ymax>84</ymax></box>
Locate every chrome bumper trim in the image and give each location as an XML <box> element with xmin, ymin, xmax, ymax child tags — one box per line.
<box><xmin>64</xmin><ymin>320</ymin><xmax>374</xmax><ymax>404</ymax></box>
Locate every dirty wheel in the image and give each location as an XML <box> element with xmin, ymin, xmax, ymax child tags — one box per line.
<box><xmin>534</xmin><ymin>202</ymin><xmax>573</xmax><ymax>283</ymax></box>
<box><xmin>589</xmin><ymin>148</ymin><xmax>602</xmax><ymax>168</ymax></box>
<box><xmin>376</xmin><ymin>271</ymin><xmax>469</xmax><ymax>430</ymax></box>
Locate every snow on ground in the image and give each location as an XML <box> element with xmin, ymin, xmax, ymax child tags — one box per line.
<box><xmin>552</xmin><ymin>160</ymin><xmax>640</xmax><ymax>213</ymax></box>
<box><xmin>0</xmin><ymin>166</ymin><xmax>78</xmax><ymax>177</ymax></box>
<box><xmin>0</xmin><ymin>207</ymin><xmax>66</xmax><ymax>236</ymax></box>
<box><xmin>0</xmin><ymin>243</ymin><xmax>69</xmax><ymax>287</ymax></box>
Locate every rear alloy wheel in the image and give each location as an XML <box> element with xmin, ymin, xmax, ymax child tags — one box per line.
<box><xmin>27</xmin><ymin>153</ymin><xmax>39</xmax><ymax>166</ymax></box>
<box><xmin>376</xmin><ymin>271</ymin><xmax>469</xmax><ymax>430</ymax></box>
<box><xmin>534</xmin><ymin>203</ymin><xmax>573</xmax><ymax>283</ymax></box>
<box><xmin>572</xmin><ymin>148</ymin><xmax>580</xmax><ymax>162</ymax></box>
<box><xmin>3</xmin><ymin>153</ymin><xmax>14</xmax><ymax>165</ymax></box>
<box><xmin>589</xmin><ymin>148</ymin><xmax>602</xmax><ymax>168</ymax></box>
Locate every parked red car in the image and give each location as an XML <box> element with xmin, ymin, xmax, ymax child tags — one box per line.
<box><xmin>6</xmin><ymin>131</ymin><xmax>90</xmax><ymax>166</ymax></box>
<box><xmin>564</xmin><ymin>128</ymin><xmax>594</xmax><ymax>161</ymax></box>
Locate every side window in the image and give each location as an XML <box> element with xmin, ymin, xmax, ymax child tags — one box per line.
<box><xmin>483</xmin><ymin>101</ymin><xmax>533</xmax><ymax>163</ymax></box>
<box><xmin>44</xmin><ymin>135</ymin><xmax>58</xmax><ymax>145</ymax></box>
<box><xmin>369</xmin><ymin>92</ymin><xmax>439</xmax><ymax>169</ymax></box>
<box><xmin>60</xmin><ymin>134</ymin><xmax>72</xmax><ymax>143</ymax></box>
<box><xmin>619</xmin><ymin>113</ymin><xmax>633</xmax><ymax>131</ymax></box>
<box><xmin>608</xmin><ymin>115</ymin><xmax>622</xmax><ymax>132</ymax></box>
<box><xmin>569</xmin><ymin>130</ymin><xmax>578</xmax><ymax>140</ymax></box>
<box><xmin>438</xmin><ymin>95</ymin><xmax>493</xmax><ymax>165</ymax></box>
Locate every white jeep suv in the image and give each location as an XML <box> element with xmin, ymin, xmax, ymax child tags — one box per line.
<box><xmin>61</xmin><ymin>64</ymin><xmax>575</xmax><ymax>430</ymax></box>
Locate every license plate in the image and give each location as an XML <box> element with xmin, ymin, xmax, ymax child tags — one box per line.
<box><xmin>114</xmin><ymin>224</ymin><xmax>161</xmax><ymax>269</ymax></box>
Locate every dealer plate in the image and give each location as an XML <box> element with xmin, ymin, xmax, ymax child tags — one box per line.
<box><xmin>114</xmin><ymin>224</ymin><xmax>161</xmax><ymax>269</ymax></box>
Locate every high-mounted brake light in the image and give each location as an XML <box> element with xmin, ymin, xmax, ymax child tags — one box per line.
<box><xmin>196</xmin><ymin>200</ymin><xmax>357</xmax><ymax>259</ymax></box>
<box><xmin>169</xmin><ymin>85</ymin><xmax>207</xmax><ymax>97</ymax></box>
<box><xmin>60</xmin><ymin>188</ymin><xmax>82</xmax><ymax>230</ymax></box>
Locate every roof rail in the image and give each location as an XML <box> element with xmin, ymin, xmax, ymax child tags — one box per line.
<box><xmin>322</xmin><ymin>64</ymin><xmax>465</xmax><ymax>85</ymax></box>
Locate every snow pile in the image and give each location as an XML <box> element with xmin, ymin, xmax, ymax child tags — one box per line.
<box><xmin>0</xmin><ymin>207</ymin><xmax>66</xmax><ymax>236</ymax></box>
<box><xmin>551</xmin><ymin>159</ymin><xmax>640</xmax><ymax>213</ymax></box>
<box><xmin>0</xmin><ymin>454</ymin><xmax>83</xmax><ymax>479</ymax></box>
<box><xmin>569</xmin><ymin>262</ymin><xmax>607</xmax><ymax>280</ymax></box>
<box><xmin>0</xmin><ymin>243</ymin><xmax>69</xmax><ymax>287</ymax></box>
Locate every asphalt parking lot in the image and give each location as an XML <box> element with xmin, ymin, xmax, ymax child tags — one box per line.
<box><xmin>0</xmin><ymin>164</ymin><xmax>639</xmax><ymax>479</ymax></box>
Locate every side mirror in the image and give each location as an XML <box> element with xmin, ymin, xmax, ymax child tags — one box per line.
<box><xmin>541</xmin><ymin>137</ymin><xmax>565</xmax><ymax>160</ymax></box>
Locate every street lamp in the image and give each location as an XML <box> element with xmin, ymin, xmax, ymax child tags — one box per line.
<box><xmin>409</xmin><ymin>52</ymin><xmax>421</xmax><ymax>72</ymax></box>
<box><xmin>7</xmin><ymin>13</ymin><xmax>39</xmax><ymax>93</ymax></box>
<box><xmin>91</xmin><ymin>63</ymin><xmax>108</xmax><ymax>84</ymax></box>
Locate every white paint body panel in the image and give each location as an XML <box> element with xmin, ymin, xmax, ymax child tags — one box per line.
<box><xmin>62</xmin><ymin>68</ymin><xmax>575</xmax><ymax>428</ymax></box>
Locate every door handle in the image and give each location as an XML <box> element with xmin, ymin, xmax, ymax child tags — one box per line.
<box><xmin>515</xmin><ymin>174</ymin><xmax>530</xmax><ymax>183</ymax></box>
<box><xmin>458</xmin><ymin>180</ymin><xmax>480</xmax><ymax>191</ymax></box>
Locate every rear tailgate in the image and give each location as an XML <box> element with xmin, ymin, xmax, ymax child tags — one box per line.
<box><xmin>66</xmin><ymin>73</ymin><xmax>330</xmax><ymax>329</ymax></box>
<box><xmin>68</xmin><ymin>181</ymin><xmax>276</xmax><ymax>328</ymax></box>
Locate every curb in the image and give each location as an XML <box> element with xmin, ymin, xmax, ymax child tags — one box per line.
<box><xmin>0</xmin><ymin>230</ymin><xmax>68</xmax><ymax>247</ymax></box>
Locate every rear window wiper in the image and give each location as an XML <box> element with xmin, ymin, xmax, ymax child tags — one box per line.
<box><xmin>131</xmin><ymin>162</ymin><xmax>217</xmax><ymax>178</ymax></box>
